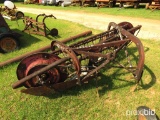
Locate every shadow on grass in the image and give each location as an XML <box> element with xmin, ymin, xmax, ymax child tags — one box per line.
<box><xmin>140</xmin><ymin>64</ymin><xmax>156</xmax><ymax>90</ymax></box>
<box><xmin>46</xmin><ymin>34</ymin><xmax>61</xmax><ymax>40</ymax></box>
<box><xmin>12</xmin><ymin>28</ymin><xmax>41</xmax><ymax>48</ymax></box>
<box><xmin>20</xmin><ymin>73</ymin><xmax>114</xmax><ymax>98</ymax></box>
<box><xmin>13</xmin><ymin>28</ymin><xmax>61</xmax><ymax>48</ymax></box>
<box><xmin>20</xmin><ymin>72</ymin><xmax>135</xmax><ymax>99</ymax></box>
<box><xmin>20</xmin><ymin>63</ymin><xmax>156</xmax><ymax>99</ymax></box>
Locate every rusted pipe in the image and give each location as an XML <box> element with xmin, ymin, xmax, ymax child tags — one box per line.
<box><xmin>0</xmin><ymin>30</ymin><xmax>92</xmax><ymax>67</ymax></box>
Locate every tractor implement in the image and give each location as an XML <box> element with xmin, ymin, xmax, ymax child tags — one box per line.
<box><xmin>12</xmin><ymin>22</ymin><xmax>145</xmax><ymax>94</ymax></box>
<box><xmin>22</xmin><ymin>14</ymin><xmax>58</xmax><ymax>37</ymax></box>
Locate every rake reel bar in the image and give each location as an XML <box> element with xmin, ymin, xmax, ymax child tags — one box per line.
<box><xmin>12</xmin><ymin>22</ymin><xmax>145</xmax><ymax>91</ymax></box>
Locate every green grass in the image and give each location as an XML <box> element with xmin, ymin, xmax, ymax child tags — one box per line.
<box><xmin>0</xmin><ymin>13</ymin><xmax>160</xmax><ymax>120</ymax></box>
<box><xmin>13</xmin><ymin>3</ymin><xmax>160</xmax><ymax>20</ymax></box>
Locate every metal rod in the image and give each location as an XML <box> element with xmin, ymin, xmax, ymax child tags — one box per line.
<box><xmin>0</xmin><ymin>30</ymin><xmax>92</xmax><ymax>67</ymax></box>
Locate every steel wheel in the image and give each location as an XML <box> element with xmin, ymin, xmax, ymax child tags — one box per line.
<box><xmin>25</xmin><ymin>65</ymin><xmax>60</xmax><ymax>88</ymax></box>
<box><xmin>16</xmin><ymin>53</ymin><xmax>68</xmax><ymax>88</ymax></box>
<box><xmin>51</xmin><ymin>40</ymin><xmax>81</xmax><ymax>84</ymax></box>
<box><xmin>0</xmin><ymin>36</ymin><xmax>18</xmax><ymax>53</ymax></box>
<box><xmin>118</xmin><ymin>22</ymin><xmax>135</xmax><ymax>34</ymax></box>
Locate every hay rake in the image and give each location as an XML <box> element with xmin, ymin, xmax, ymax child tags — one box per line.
<box><xmin>22</xmin><ymin>14</ymin><xmax>58</xmax><ymax>37</ymax></box>
<box><xmin>12</xmin><ymin>22</ymin><xmax>144</xmax><ymax>92</ymax></box>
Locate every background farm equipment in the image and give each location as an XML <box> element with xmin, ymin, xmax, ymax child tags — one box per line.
<box><xmin>24</xmin><ymin>0</ymin><xmax>39</xmax><ymax>4</ymax></box>
<box><xmin>12</xmin><ymin>22</ymin><xmax>145</xmax><ymax>94</ymax></box>
<box><xmin>0</xmin><ymin>1</ymin><xmax>24</xmax><ymax>20</ymax></box>
<box><xmin>22</xmin><ymin>14</ymin><xmax>58</xmax><ymax>37</ymax></box>
<box><xmin>145</xmin><ymin>0</ymin><xmax>160</xmax><ymax>11</ymax></box>
<box><xmin>117</xmin><ymin>0</ymin><xmax>152</xmax><ymax>8</ymax></box>
<box><xmin>40</xmin><ymin>0</ymin><xmax>66</xmax><ymax>6</ymax></box>
<box><xmin>96</xmin><ymin>0</ymin><xmax>116</xmax><ymax>8</ymax></box>
<box><xmin>0</xmin><ymin>30</ymin><xmax>92</xmax><ymax>67</ymax></box>
<box><xmin>71</xmin><ymin>0</ymin><xmax>95</xmax><ymax>6</ymax></box>
<box><xmin>41</xmin><ymin>0</ymin><xmax>57</xmax><ymax>5</ymax></box>
<box><xmin>0</xmin><ymin>13</ymin><xmax>21</xmax><ymax>53</ymax></box>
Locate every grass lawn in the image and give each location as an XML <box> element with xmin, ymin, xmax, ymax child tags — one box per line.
<box><xmin>0</xmin><ymin>13</ymin><xmax>160</xmax><ymax>120</ymax></box>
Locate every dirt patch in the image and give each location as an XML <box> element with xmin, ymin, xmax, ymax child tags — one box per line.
<box><xmin>18</xmin><ymin>7</ymin><xmax>160</xmax><ymax>40</ymax></box>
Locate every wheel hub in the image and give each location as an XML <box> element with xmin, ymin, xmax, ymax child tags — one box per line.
<box><xmin>26</xmin><ymin>65</ymin><xmax>60</xmax><ymax>87</ymax></box>
<box><xmin>0</xmin><ymin>37</ymin><xmax>17</xmax><ymax>52</ymax></box>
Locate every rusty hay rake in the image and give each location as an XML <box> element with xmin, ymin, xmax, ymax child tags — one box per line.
<box><xmin>22</xmin><ymin>14</ymin><xmax>58</xmax><ymax>37</ymax></box>
<box><xmin>12</xmin><ymin>21</ymin><xmax>145</xmax><ymax>93</ymax></box>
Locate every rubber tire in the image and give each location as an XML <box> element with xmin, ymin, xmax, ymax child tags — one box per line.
<box><xmin>50</xmin><ymin>28</ymin><xmax>58</xmax><ymax>37</ymax></box>
<box><xmin>0</xmin><ymin>35</ymin><xmax>19</xmax><ymax>53</ymax></box>
<box><xmin>15</xmin><ymin>11</ymin><xmax>24</xmax><ymax>19</ymax></box>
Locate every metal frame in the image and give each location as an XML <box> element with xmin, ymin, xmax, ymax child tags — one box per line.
<box><xmin>12</xmin><ymin>22</ymin><xmax>145</xmax><ymax>93</ymax></box>
<box><xmin>22</xmin><ymin>14</ymin><xmax>58</xmax><ymax>37</ymax></box>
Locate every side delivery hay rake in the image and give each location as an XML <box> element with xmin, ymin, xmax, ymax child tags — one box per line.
<box><xmin>22</xmin><ymin>14</ymin><xmax>58</xmax><ymax>37</ymax></box>
<box><xmin>12</xmin><ymin>22</ymin><xmax>145</xmax><ymax>93</ymax></box>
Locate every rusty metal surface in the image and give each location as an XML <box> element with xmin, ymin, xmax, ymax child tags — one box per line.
<box><xmin>22</xmin><ymin>14</ymin><xmax>57</xmax><ymax>37</ymax></box>
<box><xmin>12</xmin><ymin>22</ymin><xmax>145</xmax><ymax>93</ymax></box>
<box><xmin>147</xmin><ymin>0</ymin><xmax>160</xmax><ymax>11</ymax></box>
<box><xmin>0</xmin><ymin>30</ymin><xmax>92</xmax><ymax>67</ymax></box>
<box><xmin>0</xmin><ymin>5</ymin><xmax>24</xmax><ymax>20</ymax></box>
